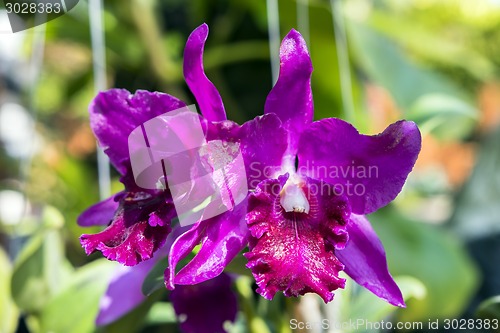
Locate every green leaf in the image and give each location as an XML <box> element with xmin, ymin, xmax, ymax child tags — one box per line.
<box><xmin>0</xmin><ymin>246</ymin><xmax>19</xmax><ymax>333</ymax></box>
<box><xmin>145</xmin><ymin>301</ymin><xmax>176</xmax><ymax>325</ymax></box>
<box><xmin>142</xmin><ymin>255</ymin><xmax>169</xmax><ymax>296</ymax></box>
<box><xmin>11</xmin><ymin>229</ymin><xmax>69</xmax><ymax>312</ymax></box>
<box><xmin>369</xmin><ymin>207</ymin><xmax>479</xmax><ymax>321</ymax></box>
<box><xmin>103</xmin><ymin>291</ymin><xmax>166</xmax><ymax>333</ymax></box>
<box><xmin>41</xmin><ymin>205</ymin><xmax>65</xmax><ymax>229</ymax></box>
<box><xmin>476</xmin><ymin>296</ymin><xmax>500</xmax><ymax>320</ymax></box>
<box><xmin>224</xmin><ymin>252</ymin><xmax>252</xmax><ymax>277</ymax></box>
<box><xmin>347</xmin><ymin>21</ymin><xmax>469</xmax><ymax>111</ymax></box>
<box><xmin>368</xmin><ymin>10</ymin><xmax>496</xmax><ymax>81</ymax></box>
<box><xmin>142</xmin><ymin>251</ymin><xmax>195</xmax><ymax>296</ymax></box>
<box><xmin>235</xmin><ymin>276</ymin><xmax>272</xmax><ymax>333</ymax></box>
<box><xmin>407</xmin><ymin>93</ymin><xmax>478</xmax><ymax>140</ymax></box>
<box><xmin>39</xmin><ymin>259</ymin><xmax>117</xmax><ymax>333</ymax></box>
<box><xmin>350</xmin><ymin>276</ymin><xmax>426</xmax><ymax>324</ymax></box>
<box><xmin>203</xmin><ymin>41</ymin><xmax>270</xmax><ymax>70</ymax></box>
<box><xmin>452</xmin><ymin>126</ymin><xmax>500</xmax><ymax>239</ymax></box>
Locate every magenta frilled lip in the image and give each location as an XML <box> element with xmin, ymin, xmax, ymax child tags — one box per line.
<box><xmin>78</xmin><ymin>22</ymin><xmax>421</xmax><ymax>329</ymax></box>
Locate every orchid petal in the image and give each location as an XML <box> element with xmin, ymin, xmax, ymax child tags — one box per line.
<box><xmin>206</xmin><ymin>113</ymin><xmax>288</xmax><ymax>190</ymax></box>
<box><xmin>297</xmin><ymin>119</ymin><xmax>421</xmax><ymax>214</ymax></box>
<box><xmin>264</xmin><ymin>29</ymin><xmax>313</xmax><ymax>157</ymax></box>
<box><xmin>95</xmin><ymin>229</ymin><xmax>185</xmax><ymax>325</ymax></box>
<box><xmin>77</xmin><ymin>193</ymin><xmax>121</xmax><ymax>227</ymax></box>
<box><xmin>184</xmin><ymin>23</ymin><xmax>226</xmax><ymax>122</ymax></box>
<box><xmin>336</xmin><ymin>214</ymin><xmax>405</xmax><ymax>307</ymax></box>
<box><xmin>80</xmin><ymin>193</ymin><xmax>174</xmax><ymax>266</ymax></box>
<box><xmin>171</xmin><ymin>273</ymin><xmax>237</xmax><ymax>333</ymax></box>
<box><xmin>165</xmin><ymin>199</ymin><xmax>248</xmax><ymax>289</ymax></box>
<box><xmin>90</xmin><ymin>89</ymin><xmax>185</xmax><ymax>174</ymax></box>
<box><xmin>95</xmin><ymin>263</ymin><xmax>152</xmax><ymax>326</ymax></box>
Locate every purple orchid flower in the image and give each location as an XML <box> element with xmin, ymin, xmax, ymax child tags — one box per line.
<box><xmin>78</xmin><ymin>90</ymin><xmax>185</xmax><ymax>266</ymax></box>
<box><xmin>164</xmin><ymin>25</ymin><xmax>421</xmax><ymax>306</ymax></box>
<box><xmin>78</xmin><ymin>22</ymin><xmax>421</xmax><ymax>313</ymax></box>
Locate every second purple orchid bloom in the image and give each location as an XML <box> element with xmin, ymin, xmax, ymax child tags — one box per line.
<box><xmin>78</xmin><ymin>23</ymin><xmax>421</xmax><ymax>327</ymax></box>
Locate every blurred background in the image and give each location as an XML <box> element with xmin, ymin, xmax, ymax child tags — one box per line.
<box><xmin>1</xmin><ymin>0</ymin><xmax>500</xmax><ymax>332</ymax></box>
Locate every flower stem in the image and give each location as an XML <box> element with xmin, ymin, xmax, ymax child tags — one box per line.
<box><xmin>331</xmin><ymin>0</ymin><xmax>356</xmax><ymax>123</ymax></box>
<box><xmin>130</xmin><ymin>0</ymin><xmax>184</xmax><ymax>98</ymax></box>
<box><xmin>235</xmin><ymin>276</ymin><xmax>271</xmax><ymax>333</ymax></box>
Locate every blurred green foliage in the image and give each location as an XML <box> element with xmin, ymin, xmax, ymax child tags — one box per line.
<box><xmin>370</xmin><ymin>207</ymin><xmax>479</xmax><ymax>322</ymax></box>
